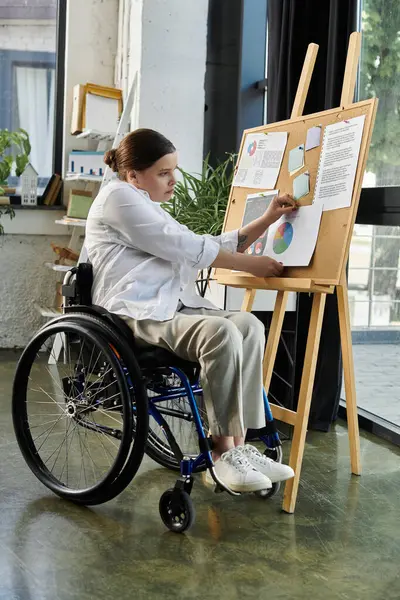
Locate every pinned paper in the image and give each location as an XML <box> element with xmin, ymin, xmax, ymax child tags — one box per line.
<box><xmin>293</xmin><ymin>171</ymin><xmax>310</xmax><ymax>200</ymax></box>
<box><xmin>314</xmin><ymin>115</ymin><xmax>366</xmax><ymax>211</ymax></box>
<box><xmin>288</xmin><ymin>144</ymin><xmax>304</xmax><ymax>174</ymax></box>
<box><xmin>264</xmin><ymin>203</ymin><xmax>322</xmax><ymax>266</ymax></box>
<box><xmin>305</xmin><ymin>125</ymin><xmax>322</xmax><ymax>151</ymax></box>
<box><xmin>241</xmin><ymin>190</ymin><xmax>279</xmax><ymax>256</ymax></box>
<box><xmin>233</xmin><ymin>132</ymin><xmax>288</xmax><ymax>189</ymax></box>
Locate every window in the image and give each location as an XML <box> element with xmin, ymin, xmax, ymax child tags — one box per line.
<box><xmin>349</xmin><ymin>224</ymin><xmax>400</xmax><ymax>328</ymax></box>
<box><xmin>0</xmin><ymin>0</ymin><xmax>58</xmax><ymax>193</ymax></box>
<box><xmin>345</xmin><ymin>0</ymin><xmax>400</xmax><ymax>430</ymax></box>
<box><xmin>360</xmin><ymin>0</ymin><xmax>400</xmax><ymax>188</ymax></box>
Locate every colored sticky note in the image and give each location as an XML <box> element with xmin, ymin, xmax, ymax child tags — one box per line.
<box><xmin>293</xmin><ymin>171</ymin><xmax>310</xmax><ymax>200</ymax></box>
<box><xmin>288</xmin><ymin>144</ymin><xmax>304</xmax><ymax>173</ymax></box>
<box><xmin>67</xmin><ymin>191</ymin><xmax>93</xmax><ymax>219</ymax></box>
<box><xmin>305</xmin><ymin>125</ymin><xmax>322</xmax><ymax>151</ymax></box>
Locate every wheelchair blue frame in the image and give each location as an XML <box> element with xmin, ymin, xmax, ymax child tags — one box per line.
<box><xmin>127</xmin><ymin>363</ymin><xmax>282</xmax><ymax>481</ymax></box>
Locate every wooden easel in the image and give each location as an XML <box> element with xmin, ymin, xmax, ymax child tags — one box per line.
<box><xmin>215</xmin><ymin>32</ymin><xmax>378</xmax><ymax>513</ymax></box>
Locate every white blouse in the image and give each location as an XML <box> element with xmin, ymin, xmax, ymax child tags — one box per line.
<box><xmin>85</xmin><ymin>181</ymin><xmax>239</xmax><ymax>321</ymax></box>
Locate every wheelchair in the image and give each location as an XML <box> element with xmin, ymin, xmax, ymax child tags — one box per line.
<box><xmin>12</xmin><ymin>263</ymin><xmax>284</xmax><ymax>533</ymax></box>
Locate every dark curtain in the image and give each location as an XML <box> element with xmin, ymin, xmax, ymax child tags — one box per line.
<box><xmin>267</xmin><ymin>0</ymin><xmax>358</xmax><ymax>431</ymax></box>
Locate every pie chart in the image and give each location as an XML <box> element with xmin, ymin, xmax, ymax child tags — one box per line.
<box><xmin>247</xmin><ymin>140</ymin><xmax>257</xmax><ymax>156</ymax></box>
<box><xmin>273</xmin><ymin>222</ymin><xmax>293</xmax><ymax>254</ymax></box>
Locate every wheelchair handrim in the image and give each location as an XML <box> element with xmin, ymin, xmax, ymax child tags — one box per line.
<box><xmin>12</xmin><ymin>322</ymin><xmax>134</xmax><ymax>500</ymax></box>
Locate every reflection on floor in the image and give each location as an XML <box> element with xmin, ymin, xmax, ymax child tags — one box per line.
<box><xmin>352</xmin><ymin>344</ymin><xmax>400</xmax><ymax>426</ymax></box>
<box><xmin>1</xmin><ymin>350</ymin><xmax>400</xmax><ymax>600</ymax></box>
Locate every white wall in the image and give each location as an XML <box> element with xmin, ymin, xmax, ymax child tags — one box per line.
<box><xmin>0</xmin><ymin>18</ymin><xmax>59</xmax><ymax>348</ymax></box>
<box><xmin>122</xmin><ymin>2</ymin><xmax>293</xmax><ymax>312</ymax></box>
<box><xmin>0</xmin><ymin>19</ymin><xmax>55</xmax><ymax>52</ymax></box>
<box><xmin>62</xmin><ymin>0</ymin><xmax>119</xmax><ymax>185</ymax></box>
<box><xmin>0</xmin><ymin>223</ymin><xmax>70</xmax><ymax>348</ymax></box>
<box><xmin>226</xmin><ymin>287</ymin><xmax>297</xmax><ymax>312</ymax></box>
<box><xmin>1</xmin><ymin>0</ymin><xmax>119</xmax><ymax>348</ymax></box>
<box><xmin>126</xmin><ymin>0</ymin><xmax>208</xmax><ymax>176</ymax></box>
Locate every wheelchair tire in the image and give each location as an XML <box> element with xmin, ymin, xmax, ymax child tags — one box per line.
<box><xmin>13</xmin><ymin>317</ymin><xmax>148</xmax><ymax>505</ymax></box>
<box><xmin>159</xmin><ymin>488</ymin><xmax>195</xmax><ymax>533</ymax></box>
<box><xmin>255</xmin><ymin>445</ymin><xmax>283</xmax><ymax>500</ymax></box>
<box><xmin>34</xmin><ymin>311</ymin><xmax>150</xmax><ymax>503</ymax></box>
<box><xmin>50</xmin><ymin>312</ymin><xmax>206</xmax><ymax>475</ymax></box>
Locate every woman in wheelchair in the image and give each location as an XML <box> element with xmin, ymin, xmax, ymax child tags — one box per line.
<box><xmin>84</xmin><ymin>128</ymin><xmax>296</xmax><ymax>494</ymax></box>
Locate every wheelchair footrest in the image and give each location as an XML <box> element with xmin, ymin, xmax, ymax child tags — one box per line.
<box><xmin>246</xmin><ymin>423</ymin><xmax>279</xmax><ymax>441</ymax></box>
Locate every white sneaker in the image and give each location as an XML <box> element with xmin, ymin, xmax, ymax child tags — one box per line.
<box><xmin>239</xmin><ymin>444</ymin><xmax>295</xmax><ymax>483</ymax></box>
<box><xmin>205</xmin><ymin>447</ymin><xmax>272</xmax><ymax>493</ymax></box>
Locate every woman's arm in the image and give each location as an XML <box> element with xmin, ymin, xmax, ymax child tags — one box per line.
<box><xmin>212</xmin><ymin>247</ymin><xmax>284</xmax><ymax>277</ymax></box>
<box><xmin>237</xmin><ymin>193</ymin><xmax>298</xmax><ymax>253</ymax></box>
<box><xmin>103</xmin><ymin>188</ymin><xmax>220</xmax><ymax>270</ymax></box>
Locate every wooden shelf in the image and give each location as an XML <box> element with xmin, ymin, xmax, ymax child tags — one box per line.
<box><xmin>44</xmin><ymin>263</ymin><xmax>73</xmax><ymax>272</ymax></box>
<box><xmin>55</xmin><ymin>218</ymin><xmax>87</xmax><ymax>228</ymax></box>
<box><xmin>65</xmin><ymin>173</ymin><xmax>102</xmax><ymax>183</ymax></box>
<box><xmin>35</xmin><ymin>304</ymin><xmax>62</xmax><ymax>318</ymax></box>
<box><xmin>76</xmin><ymin>129</ymin><xmax>115</xmax><ymax>141</ymax></box>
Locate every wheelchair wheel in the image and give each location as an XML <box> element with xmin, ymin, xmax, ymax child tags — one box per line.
<box><xmin>33</xmin><ymin>312</ymin><xmax>150</xmax><ymax>502</ymax></box>
<box><xmin>159</xmin><ymin>488</ymin><xmax>195</xmax><ymax>533</ymax></box>
<box><xmin>13</xmin><ymin>320</ymin><xmax>146</xmax><ymax>505</ymax></box>
<box><xmin>255</xmin><ymin>445</ymin><xmax>283</xmax><ymax>499</ymax></box>
<box><xmin>145</xmin><ymin>371</ymin><xmax>209</xmax><ymax>472</ymax></box>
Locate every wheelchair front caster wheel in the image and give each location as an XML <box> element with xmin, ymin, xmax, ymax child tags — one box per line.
<box><xmin>264</xmin><ymin>446</ymin><xmax>283</xmax><ymax>463</ymax></box>
<box><xmin>255</xmin><ymin>481</ymin><xmax>281</xmax><ymax>500</ymax></box>
<box><xmin>159</xmin><ymin>488</ymin><xmax>195</xmax><ymax>533</ymax></box>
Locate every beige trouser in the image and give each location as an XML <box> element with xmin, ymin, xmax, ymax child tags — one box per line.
<box><xmin>124</xmin><ymin>307</ymin><xmax>266</xmax><ymax>437</ymax></box>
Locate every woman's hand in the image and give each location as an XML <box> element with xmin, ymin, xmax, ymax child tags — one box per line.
<box><xmin>247</xmin><ymin>256</ymin><xmax>284</xmax><ymax>278</ymax></box>
<box><xmin>212</xmin><ymin>249</ymin><xmax>284</xmax><ymax>278</ymax></box>
<box><xmin>264</xmin><ymin>193</ymin><xmax>298</xmax><ymax>225</ymax></box>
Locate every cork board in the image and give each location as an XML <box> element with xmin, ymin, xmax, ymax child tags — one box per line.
<box><xmin>215</xmin><ymin>98</ymin><xmax>378</xmax><ymax>292</ymax></box>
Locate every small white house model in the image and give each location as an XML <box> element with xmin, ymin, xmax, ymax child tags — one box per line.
<box><xmin>21</xmin><ymin>163</ymin><xmax>38</xmax><ymax>206</ymax></box>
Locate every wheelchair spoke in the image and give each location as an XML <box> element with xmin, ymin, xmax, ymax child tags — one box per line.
<box><xmin>45</xmin><ymin>418</ymin><xmax>75</xmax><ymax>472</ymax></box>
<box><xmin>29</xmin><ymin>417</ymin><xmax>66</xmax><ymax>430</ymax></box>
<box><xmin>77</xmin><ymin>427</ymin><xmax>88</xmax><ymax>489</ymax></box>
<box><xmin>86</xmin><ymin>342</ymin><xmax>97</xmax><ymax>379</ymax></box>
<box><xmin>82</xmin><ymin>413</ymin><xmax>120</xmax><ymax>451</ymax></box>
<box><xmin>20</xmin><ymin>328</ymin><xmax>130</xmax><ymax>494</ymax></box>
<box><xmin>29</xmin><ymin>382</ymin><xmax>65</xmax><ymax>411</ymax></box>
<box><xmin>86</xmin><ymin>348</ymin><xmax>105</xmax><ymax>384</ymax></box>
<box><xmin>32</xmin><ymin>412</ymin><xmax>68</xmax><ymax>447</ymax></box>
<box><xmin>74</xmin><ymin>425</ymin><xmax>100</xmax><ymax>483</ymax></box>
<box><xmin>84</xmin><ymin>366</ymin><xmax>114</xmax><ymax>393</ymax></box>
<box><xmin>58</xmin><ymin>420</ymin><xmax>79</xmax><ymax>484</ymax></box>
<box><xmin>87</xmin><ymin>422</ymin><xmax>114</xmax><ymax>467</ymax></box>
<box><xmin>146</xmin><ymin>371</ymin><xmax>208</xmax><ymax>467</ymax></box>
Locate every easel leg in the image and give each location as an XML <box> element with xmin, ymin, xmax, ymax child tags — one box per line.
<box><xmin>283</xmin><ymin>292</ymin><xmax>326</xmax><ymax>513</ymax></box>
<box><xmin>337</xmin><ymin>276</ymin><xmax>361</xmax><ymax>475</ymax></box>
<box><xmin>241</xmin><ymin>288</ymin><xmax>256</xmax><ymax>312</ymax></box>
<box><xmin>263</xmin><ymin>291</ymin><xmax>289</xmax><ymax>391</ymax></box>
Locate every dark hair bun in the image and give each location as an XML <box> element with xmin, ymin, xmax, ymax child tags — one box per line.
<box><xmin>104</xmin><ymin>149</ymin><xmax>118</xmax><ymax>172</ymax></box>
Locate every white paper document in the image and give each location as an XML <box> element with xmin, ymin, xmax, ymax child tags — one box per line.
<box><xmin>85</xmin><ymin>93</ymin><xmax>120</xmax><ymax>133</ymax></box>
<box><xmin>233</xmin><ymin>132</ymin><xmax>288</xmax><ymax>189</ymax></box>
<box><xmin>314</xmin><ymin>115</ymin><xmax>365</xmax><ymax>211</ymax></box>
<box><xmin>263</xmin><ymin>203</ymin><xmax>323</xmax><ymax>267</ymax></box>
<box><xmin>305</xmin><ymin>125</ymin><xmax>322</xmax><ymax>151</ymax></box>
<box><xmin>240</xmin><ymin>190</ymin><xmax>278</xmax><ymax>256</ymax></box>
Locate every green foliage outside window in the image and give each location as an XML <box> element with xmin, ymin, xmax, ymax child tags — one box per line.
<box><xmin>0</xmin><ymin>128</ymin><xmax>31</xmax><ymax>235</ymax></box>
<box><xmin>361</xmin><ymin>0</ymin><xmax>400</xmax><ymax>186</ymax></box>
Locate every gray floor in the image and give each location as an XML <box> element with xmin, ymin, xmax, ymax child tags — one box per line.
<box><xmin>1</xmin><ymin>350</ymin><xmax>400</xmax><ymax>599</ymax></box>
<box><xmin>351</xmin><ymin>344</ymin><xmax>400</xmax><ymax>426</ymax></box>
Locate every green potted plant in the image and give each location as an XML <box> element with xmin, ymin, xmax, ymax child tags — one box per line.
<box><xmin>0</xmin><ymin>128</ymin><xmax>31</xmax><ymax>235</ymax></box>
<box><xmin>162</xmin><ymin>153</ymin><xmax>236</xmax><ymax>296</ymax></box>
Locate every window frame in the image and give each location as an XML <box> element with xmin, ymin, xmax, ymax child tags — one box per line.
<box><xmin>356</xmin><ymin>0</ymin><xmax>400</xmax><ymax>227</ymax></box>
<box><xmin>0</xmin><ymin>0</ymin><xmax>66</xmax><ymax>203</ymax></box>
<box><xmin>53</xmin><ymin>0</ymin><xmax>66</xmax><ymax>179</ymax></box>
<box><xmin>341</xmin><ymin>0</ymin><xmax>400</xmax><ymax>446</ymax></box>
